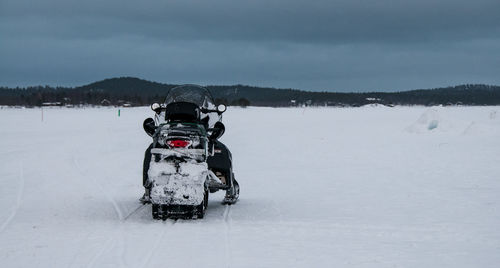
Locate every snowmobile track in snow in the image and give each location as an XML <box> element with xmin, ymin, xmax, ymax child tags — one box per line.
<box><xmin>84</xmin><ymin>205</ymin><xmax>152</xmax><ymax>268</ymax></box>
<box><xmin>138</xmin><ymin>219</ymin><xmax>176</xmax><ymax>268</ymax></box>
<box><xmin>85</xmin><ymin>236</ymin><xmax>116</xmax><ymax>268</ymax></box>
<box><xmin>223</xmin><ymin>204</ymin><xmax>232</xmax><ymax>225</ymax></box>
<box><xmin>123</xmin><ymin>204</ymin><xmax>147</xmax><ymax>221</ymax></box>
<box><xmin>222</xmin><ymin>205</ymin><xmax>233</xmax><ymax>268</ymax></box>
<box><xmin>0</xmin><ymin>161</ymin><xmax>24</xmax><ymax>233</ymax></box>
<box><xmin>72</xmin><ymin>154</ymin><xmax>125</xmax><ymax>221</ymax></box>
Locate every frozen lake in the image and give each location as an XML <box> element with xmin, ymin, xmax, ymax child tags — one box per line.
<box><xmin>1</xmin><ymin>106</ymin><xmax>499</xmax><ymax>267</ymax></box>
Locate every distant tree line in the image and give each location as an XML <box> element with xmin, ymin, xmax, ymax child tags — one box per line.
<box><xmin>1</xmin><ymin>77</ymin><xmax>500</xmax><ymax>107</ymax></box>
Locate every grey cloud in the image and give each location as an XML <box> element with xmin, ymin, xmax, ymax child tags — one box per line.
<box><xmin>1</xmin><ymin>0</ymin><xmax>500</xmax><ymax>91</ymax></box>
<box><xmin>3</xmin><ymin>0</ymin><xmax>500</xmax><ymax>43</ymax></box>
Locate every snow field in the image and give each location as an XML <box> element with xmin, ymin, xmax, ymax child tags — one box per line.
<box><xmin>0</xmin><ymin>106</ymin><xmax>499</xmax><ymax>267</ymax></box>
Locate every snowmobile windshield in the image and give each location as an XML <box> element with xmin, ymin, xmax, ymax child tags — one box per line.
<box><xmin>164</xmin><ymin>85</ymin><xmax>216</xmax><ymax>110</ymax></box>
<box><xmin>162</xmin><ymin>85</ymin><xmax>220</xmax><ymax>128</ymax></box>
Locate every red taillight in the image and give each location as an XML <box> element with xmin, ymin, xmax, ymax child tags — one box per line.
<box><xmin>167</xmin><ymin>139</ymin><xmax>191</xmax><ymax>148</ymax></box>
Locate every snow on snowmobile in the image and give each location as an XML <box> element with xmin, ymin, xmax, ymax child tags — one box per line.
<box><xmin>142</xmin><ymin>85</ymin><xmax>239</xmax><ymax>220</ymax></box>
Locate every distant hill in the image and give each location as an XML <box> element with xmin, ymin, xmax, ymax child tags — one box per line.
<box><xmin>1</xmin><ymin>77</ymin><xmax>500</xmax><ymax>107</ymax></box>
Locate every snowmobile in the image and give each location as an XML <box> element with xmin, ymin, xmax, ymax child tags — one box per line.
<box><xmin>142</xmin><ymin>85</ymin><xmax>239</xmax><ymax>220</ymax></box>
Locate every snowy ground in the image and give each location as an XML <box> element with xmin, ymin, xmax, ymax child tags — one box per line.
<box><xmin>1</xmin><ymin>106</ymin><xmax>499</xmax><ymax>268</ymax></box>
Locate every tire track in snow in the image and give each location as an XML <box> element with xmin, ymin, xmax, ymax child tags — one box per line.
<box><xmin>0</xmin><ymin>149</ymin><xmax>23</xmax><ymax>155</ymax></box>
<box><xmin>123</xmin><ymin>204</ymin><xmax>147</xmax><ymax>221</ymax></box>
<box><xmin>72</xmin><ymin>151</ymin><xmax>149</xmax><ymax>267</ymax></box>
<box><xmin>71</xmin><ymin>148</ymin><xmax>155</xmax><ymax>267</ymax></box>
<box><xmin>223</xmin><ymin>204</ymin><xmax>233</xmax><ymax>226</ymax></box>
<box><xmin>86</xmin><ymin>236</ymin><xmax>116</xmax><ymax>268</ymax></box>
<box><xmin>222</xmin><ymin>205</ymin><xmax>233</xmax><ymax>268</ymax></box>
<box><xmin>67</xmin><ymin>228</ymin><xmax>101</xmax><ymax>268</ymax></box>
<box><xmin>118</xmin><ymin>234</ymin><xmax>128</xmax><ymax>268</ymax></box>
<box><xmin>72</xmin><ymin>155</ymin><xmax>124</xmax><ymax>220</ymax></box>
<box><xmin>116</xmin><ymin>204</ymin><xmax>149</xmax><ymax>268</ymax></box>
<box><xmin>116</xmin><ymin>226</ymin><xmax>127</xmax><ymax>268</ymax></box>
<box><xmin>83</xmin><ymin>222</ymin><xmax>132</xmax><ymax>268</ymax></box>
<box><xmin>82</xmin><ymin>223</ymin><xmax>132</xmax><ymax>268</ymax></box>
<box><xmin>0</xmin><ymin>161</ymin><xmax>24</xmax><ymax>233</ymax></box>
<box><xmin>138</xmin><ymin>220</ymin><xmax>175</xmax><ymax>268</ymax></box>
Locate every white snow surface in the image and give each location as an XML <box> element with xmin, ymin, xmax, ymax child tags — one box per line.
<box><xmin>1</xmin><ymin>106</ymin><xmax>499</xmax><ymax>267</ymax></box>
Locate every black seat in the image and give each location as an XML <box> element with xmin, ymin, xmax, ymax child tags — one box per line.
<box><xmin>165</xmin><ymin>102</ymin><xmax>200</xmax><ymax>122</ymax></box>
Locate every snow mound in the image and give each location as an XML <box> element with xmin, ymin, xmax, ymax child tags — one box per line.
<box><xmin>490</xmin><ymin>110</ymin><xmax>498</xmax><ymax>120</ymax></box>
<box><xmin>462</xmin><ymin>110</ymin><xmax>500</xmax><ymax>135</ymax></box>
<box><xmin>462</xmin><ymin>121</ymin><xmax>486</xmax><ymax>135</ymax></box>
<box><xmin>406</xmin><ymin>109</ymin><xmax>452</xmax><ymax>133</ymax></box>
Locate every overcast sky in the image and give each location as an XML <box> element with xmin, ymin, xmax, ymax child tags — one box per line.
<box><xmin>1</xmin><ymin>0</ymin><xmax>499</xmax><ymax>92</ymax></box>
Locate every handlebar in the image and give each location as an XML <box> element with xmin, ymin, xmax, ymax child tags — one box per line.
<box><xmin>151</xmin><ymin>103</ymin><xmax>226</xmax><ymax>114</ymax></box>
<box><xmin>200</xmin><ymin>108</ymin><xmax>221</xmax><ymax>114</ymax></box>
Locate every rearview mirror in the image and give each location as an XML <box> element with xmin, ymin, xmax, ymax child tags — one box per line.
<box><xmin>209</xmin><ymin>121</ymin><xmax>225</xmax><ymax>140</ymax></box>
<box><xmin>151</xmin><ymin>103</ymin><xmax>161</xmax><ymax>114</ymax></box>
<box><xmin>143</xmin><ymin>118</ymin><xmax>156</xmax><ymax>137</ymax></box>
<box><xmin>217</xmin><ymin>104</ymin><xmax>227</xmax><ymax>113</ymax></box>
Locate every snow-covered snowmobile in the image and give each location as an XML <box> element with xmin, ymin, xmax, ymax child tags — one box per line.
<box><xmin>142</xmin><ymin>85</ymin><xmax>239</xmax><ymax>220</ymax></box>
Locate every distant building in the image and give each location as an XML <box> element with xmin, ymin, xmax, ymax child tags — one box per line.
<box><xmin>101</xmin><ymin>99</ymin><xmax>111</xmax><ymax>106</ymax></box>
<box><xmin>42</xmin><ymin>102</ymin><xmax>62</xmax><ymax>106</ymax></box>
<box><xmin>116</xmin><ymin>100</ymin><xmax>132</xmax><ymax>107</ymax></box>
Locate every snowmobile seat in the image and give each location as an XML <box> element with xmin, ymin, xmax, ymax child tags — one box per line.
<box><xmin>165</xmin><ymin>102</ymin><xmax>200</xmax><ymax>122</ymax></box>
